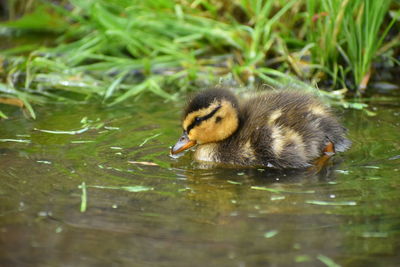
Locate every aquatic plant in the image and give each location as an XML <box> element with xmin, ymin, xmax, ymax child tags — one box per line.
<box><xmin>0</xmin><ymin>0</ymin><xmax>398</xmax><ymax>118</ymax></box>
<box><xmin>306</xmin><ymin>0</ymin><xmax>395</xmax><ymax>92</ymax></box>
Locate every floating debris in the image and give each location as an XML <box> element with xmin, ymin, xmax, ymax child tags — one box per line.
<box><xmin>71</xmin><ymin>140</ymin><xmax>95</xmax><ymax>144</ymax></box>
<box><xmin>264</xmin><ymin>230</ymin><xmax>279</xmax><ymax>238</ymax></box>
<box><xmin>139</xmin><ymin>133</ymin><xmax>162</xmax><ymax>147</ymax></box>
<box><xmin>366</xmin><ymin>176</ymin><xmax>381</xmax><ymax>180</ymax></box>
<box><xmin>0</xmin><ymin>139</ymin><xmax>31</xmax><ymax>143</ymax></box>
<box><xmin>361</xmin><ymin>232</ymin><xmax>388</xmax><ymax>238</ymax></box>
<box><xmin>16</xmin><ymin>134</ymin><xmax>30</xmax><ymax>137</ymax></box>
<box><xmin>128</xmin><ymin>161</ymin><xmax>159</xmax><ymax>166</ymax></box>
<box><xmin>389</xmin><ymin>155</ymin><xmax>400</xmax><ymax>161</ymax></box>
<box><xmin>80</xmin><ymin>117</ymin><xmax>88</xmax><ymax>124</ymax></box>
<box><xmin>306</xmin><ymin>200</ymin><xmax>357</xmax><ymax>206</ymax></box>
<box><xmin>227</xmin><ymin>180</ymin><xmax>242</xmax><ymax>185</ymax></box>
<box><xmin>78</xmin><ymin>182</ymin><xmax>87</xmax><ymax>213</ymax></box>
<box><xmin>178</xmin><ymin>188</ymin><xmax>191</xmax><ymax>192</ymax></box>
<box><xmin>251</xmin><ymin>186</ymin><xmax>315</xmax><ymax>194</ymax></box>
<box><xmin>317</xmin><ymin>254</ymin><xmax>340</xmax><ymax>267</ymax></box>
<box><xmin>37</xmin><ymin>211</ymin><xmax>52</xmax><ymax>217</ymax></box>
<box><xmin>363</xmin><ymin>165</ymin><xmax>380</xmax><ymax>169</ymax></box>
<box><xmin>35</xmin><ymin>127</ymin><xmax>89</xmax><ymax>135</ymax></box>
<box><xmin>88</xmin><ymin>185</ymin><xmax>153</xmax><ymax>192</ymax></box>
<box><xmin>37</xmin><ymin>160</ymin><xmax>51</xmax><ymax>164</ymax></box>
<box><xmin>295</xmin><ymin>255</ymin><xmax>312</xmax><ymax>263</ymax></box>
<box><xmin>270</xmin><ymin>195</ymin><xmax>285</xmax><ymax>201</ymax></box>
<box><xmin>104</xmin><ymin>126</ymin><xmax>120</xmax><ymax>130</ymax></box>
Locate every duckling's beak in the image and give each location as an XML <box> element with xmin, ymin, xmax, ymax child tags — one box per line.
<box><xmin>170</xmin><ymin>132</ymin><xmax>197</xmax><ymax>155</ymax></box>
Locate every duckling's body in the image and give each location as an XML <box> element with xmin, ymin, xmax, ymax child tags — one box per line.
<box><xmin>171</xmin><ymin>88</ymin><xmax>350</xmax><ymax>169</ymax></box>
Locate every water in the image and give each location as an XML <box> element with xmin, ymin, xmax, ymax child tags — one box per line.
<box><xmin>1</xmin><ymin>94</ymin><xmax>400</xmax><ymax>266</ymax></box>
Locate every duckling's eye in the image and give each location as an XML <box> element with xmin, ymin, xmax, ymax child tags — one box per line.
<box><xmin>215</xmin><ymin>116</ymin><xmax>222</xmax><ymax>123</ymax></box>
<box><xmin>195</xmin><ymin>117</ymin><xmax>201</xmax><ymax>123</ymax></box>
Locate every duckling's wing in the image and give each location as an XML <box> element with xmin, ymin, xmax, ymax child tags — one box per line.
<box><xmin>240</xmin><ymin>91</ymin><xmax>350</xmax><ymax>168</ymax></box>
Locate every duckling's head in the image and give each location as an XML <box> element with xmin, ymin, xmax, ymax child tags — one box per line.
<box><xmin>171</xmin><ymin>89</ymin><xmax>240</xmax><ymax>155</ymax></box>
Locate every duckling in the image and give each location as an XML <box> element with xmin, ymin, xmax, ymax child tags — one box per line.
<box><xmin>170</xmin><ymin>88</ymin><xmax>351</xmax><ymax>169</ymax></box>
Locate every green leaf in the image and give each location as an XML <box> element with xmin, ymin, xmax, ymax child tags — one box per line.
<box><xmin>317</xmin><ymin>254</ymin><xmax>341</xmax><ymax>267</ymax></box>
<box><xmin>1</xmin><ymin>4</ymin><xmax>68</xmax><ymax>32</ymax></box>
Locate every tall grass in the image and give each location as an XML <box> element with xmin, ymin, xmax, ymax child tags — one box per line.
<box><xmin>306</xmin><ymin>0</ymin><xmax>350</xmax><ymax>86</ymax></box>
<box><xmin>306</xmin><ymin>0</ymin><xmax>395</xmax><ymax>91</ymax></box>
<box><xmin>342</xmin><ymin>0</ymin><xmax>394</xmax><ymax>92</ymax></box>
<box><xmin>1</xmin><ymin>1</ymin><xmax>300</xmax><ymax>107</ymax></box>
<box><xmin>0</xmin><ymin>0</ymin><xmax>399</xmax><ymax>118</ymax></box>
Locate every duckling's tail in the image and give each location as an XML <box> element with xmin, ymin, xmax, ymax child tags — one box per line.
<box><xmin>335</xmin><ymin>137</ymin><xmax>352</xmax><ymax>152</ymax></box>
<box><xmin>325</xmin><ymin>128</ymin><xmax>351</xmax><ymax>153</ymax></box>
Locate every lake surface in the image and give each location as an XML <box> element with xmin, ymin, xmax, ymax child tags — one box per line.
<box><xmin>1</xmin><ymin>92</ymin><xmax>400</xmax><ymax>266</ymax></box>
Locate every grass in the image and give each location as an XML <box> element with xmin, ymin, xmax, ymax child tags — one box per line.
<box><xmin>306</xmin><ymin>0</ymin><xmax>351</xmax><ymax>86</ymax></box>
<box><xmin>307</xmin><ymin>0</ymin><xmax>399</xmax><ymax>93</ymax></box>
<box><xmin>306</xmin><ymin>0</ymin><xmax>395</xmax><ymax>92</ymax></box>
<box><xmin>0</xmin><ymin>0</ymin><xmax>399</xmax><ymax>118</ymax></box>
<box><xmin>342</xmin><ymin>0</ymin><xmax>395</xmax><ymax>92</ymax></box>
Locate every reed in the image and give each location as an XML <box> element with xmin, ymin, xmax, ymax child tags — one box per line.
<box><xmin>305</xmin><ymin>0</ymin><xmax>395</xmax><ymax>91</ymax></box>
<box><xmin>342</xmin><ymin>0</ymin><xmax>394</xmax><ymax>92</ymax></box>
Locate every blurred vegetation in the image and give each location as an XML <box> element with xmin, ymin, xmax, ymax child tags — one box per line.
<box><xmin>0</xmin><ymin>0</ymin><xmax>399</xmax><ymax>118</ymax></box>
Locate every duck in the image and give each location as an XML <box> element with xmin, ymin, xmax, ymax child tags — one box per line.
<box><xmin>170</xmin><ymin>88</ymin><xmax>351</xmax><ymax>169</ymax></box>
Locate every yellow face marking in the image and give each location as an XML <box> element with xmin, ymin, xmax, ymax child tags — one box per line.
<box><xmin>268</xmin><ymin>109</ymin><xmax>282</xmax><ymax>125</ymax></box>
<box><xmin>183</xmin><ymin>100</ymin><xmax>239</xmax><ymax>144</ymax></box>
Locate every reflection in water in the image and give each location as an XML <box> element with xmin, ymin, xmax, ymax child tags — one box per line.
<box><xmin>1</xmin><ymin>95</ymin><xmax>400</xmax><ymax>266</ymax></box>
<box><xmin>172</xmin><ymin>156</ymin><xmax>343</xmax><ymax>225</ymax></box>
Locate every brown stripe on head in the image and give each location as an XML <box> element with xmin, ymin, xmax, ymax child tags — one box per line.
<box><xmin>183</xmin><ymin>99</ymin><xmax>221</xmax><ymax>132</ymax></box>
<box><xmin>184</xmin><ymin>88</ymin><xmax>239</xmax><ymax>117</ymax></box>
<box><xmin>183</xmin><ymin>99</ymin><xmax>239</xmax><ymax>144</ymax></box>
